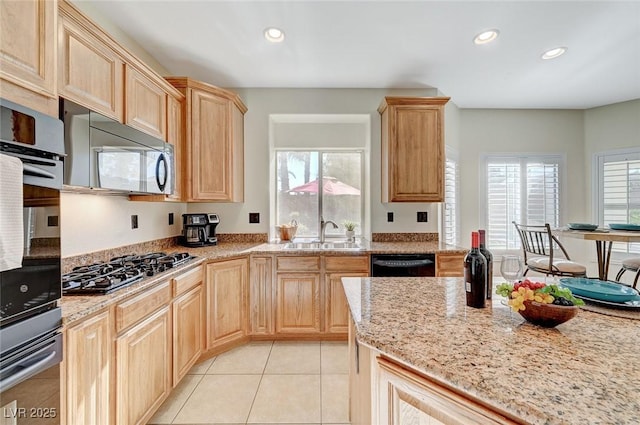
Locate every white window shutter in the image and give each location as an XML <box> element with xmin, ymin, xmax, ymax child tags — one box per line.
<box><xmin>485</xmin><ymin>156</ymin><xmax>562</xmax><ymax>250</ymax></box>
<box><xmin>443</xmin><ymin>158</ymin><xmax>459</xmax><ymax>245</ymax></box>
<box><xmin>601</xmin><ymin>157</ymin><xmax>640</xmax><ymax>253</ymax></box>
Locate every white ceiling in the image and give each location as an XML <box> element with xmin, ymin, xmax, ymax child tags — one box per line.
<box><xmin>80</xmin><ymin>0</ymin><xmax>640</xmax><ymax>109</ymax></box>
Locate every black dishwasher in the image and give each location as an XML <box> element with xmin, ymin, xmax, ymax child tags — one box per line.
<box><xmin>370</xmin><ymin>254</ymin><xmax>435</xmax><ymax>277</ymax></box>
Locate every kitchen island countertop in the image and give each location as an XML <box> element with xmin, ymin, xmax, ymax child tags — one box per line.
<box><xmin>342</xmin><ymin>276</ymin><xmax>640</xmax><ymax>425</ymax></box>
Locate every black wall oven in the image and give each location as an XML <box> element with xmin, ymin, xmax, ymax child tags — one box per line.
<box><xmin>0</xmin><ymin>98</ymin><xmax>64</xmax><ymax>423</ymax></box>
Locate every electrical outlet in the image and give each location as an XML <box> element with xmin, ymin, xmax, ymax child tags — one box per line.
<box><xmin>387</xmin><ymin>212</ymin><xmax>394</xmax><ymax>222</ymax></box>
<box><xmin>417</xmin><ymin>211</ymin><xmax>428</xmax><ymax>222</ymax></box>
<box><xmin>47</xmin><ymin>215</ymin><xmax>59</xmax><ymax>227</ymax></box>
<box><xmin>131</xmin><ymin>215</ymin><xmax>138</xmax><ymax>229</ymax></box>
<box><xmin>168</xmin><ymin>212</ymin><xmax>174</xmax><ymax>225</ymax></box>
<box><xmin>249</xmin><ymin>212</ymin><xmax>260</xmax><ymax>223</ymax></box>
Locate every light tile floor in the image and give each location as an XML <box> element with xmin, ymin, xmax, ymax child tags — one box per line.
<box><xmin>148</xmin><ymin>341</ymin><xmax>350</xmax><ymax>425</ymax></box>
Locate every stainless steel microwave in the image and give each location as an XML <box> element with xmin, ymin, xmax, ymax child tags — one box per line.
<box><xmin>61</xmin><ymin>99</ymin><xmax>174</xmax><ymax>195</ymax></box>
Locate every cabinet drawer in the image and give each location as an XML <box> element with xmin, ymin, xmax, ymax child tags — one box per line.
<box><xmin>116</xmin><ymin>281</ymin><xmax>170</xmax><ymax>333</ymax></box>
<box><xmin>324</xmin><ymin>256</ymin><xmax>369</xmax><ymax>272</ymax></box>
<box><xmin>173</xmin><ymin>265</ymin><xmax>203</xmax><ymax>297</ymax></box>
<box><xmin>277</xmin><ymin>256</ymin><xmax>320</xmax><ymax>272</ymax></box>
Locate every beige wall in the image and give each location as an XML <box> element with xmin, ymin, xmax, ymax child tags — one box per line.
<box><xmin>583</xmin><ymin>99</ymin><xmax>640</xmax><ymax>216</ymax></box>
<box><xmin>457</xmin><ymin>101</ymin><xmax>639</xmax><ymax>279</ymax></box>
<box><xmin>187</xmin><ymin>88</ymin><xmax>445</xmax><ymax>237</ymax></box>
<box><xmin>60</xmin><ymin>193</ymin><xmax>186</xmax><ymax>257</ymax></box>
<box><xmin>458</xmin><ymin>109</ymin><xmax>586</xmax><ymax>243</ymax></box>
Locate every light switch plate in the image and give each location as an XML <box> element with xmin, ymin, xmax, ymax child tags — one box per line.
<box><xmin>131</xmin><ymin>215</ymin><xmax>138</xmax><ymax>229</ymax></box>
<box><xmin>417</xmin><ymin>212</ymin><xmax>428</xmax><ymax>222</ymax></box>
<box><xmin>249</xmin><ymin>213</ymin><xmax>260</xmax><ymax>223</ymax></box>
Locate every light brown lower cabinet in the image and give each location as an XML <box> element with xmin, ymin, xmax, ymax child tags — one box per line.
<box><xmin>324</xmin><ymin>256</ymin><xmax>369</xmax><ymax>335</ymax></box>
<box><xmin>256</xmin><ymin>254</ymin><xmax>368</xmax><ymax>338</ymax></box>
<box><xmin>206</xmin><ymin>258</ymin><xmax>249</xmax><ymax>350</ymax></box>
<box><xmin>276</xmin><ymin>272</ymin><xmax>321</xmax><ymax>334</ymax></box>
<box><xmin>172</xmin><ymin>265</ymin><xmax>204</xmax><ymax>385</ymax></box>
<box><xmin>325</xmin><ymin>272</ymin><xmax>367</xmax><ymax>334</ymax></box>
<box><xmin>349</xmin><ymin>318</ymin><xmax>372</xmax><ymax>425</ymax></box>
<box><xmin>249</xmin><ymin>255</ymin><xmax>274</xmax><ymax>335</ymax></box>
<box><xmin>116</xmin><ymin>306</ymin><xmax>171</xmax><ymax>425</ymax></box>
<box><xmin>435</xmin><ymin>252</ymin><xmax>465</xmax><ymax>277</ymax></box>
<box><xmin>62</xmin><ymin>264</ymin><xmax>205</xmax><ymax>424</ymax></box>
<box><xmin>172</xmin><ymin>285</ymin><xmax>203</xmax><ymax>385</ymax></box>
<box><xmin>64</xmin><ymin>309</ymin><xmax>111</xmax><ymax>425</ymax></box>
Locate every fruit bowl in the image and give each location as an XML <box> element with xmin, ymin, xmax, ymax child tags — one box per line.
<box><xmin>518</xmin><ymin>300</ymin><xmax>579</xmax><ymax>328</ymax></box>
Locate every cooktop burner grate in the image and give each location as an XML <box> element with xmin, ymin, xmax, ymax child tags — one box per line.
<box><xmin>62</xmin><ymin>252</ymin><xmax>194</xmax><ymax>295</ymax></box>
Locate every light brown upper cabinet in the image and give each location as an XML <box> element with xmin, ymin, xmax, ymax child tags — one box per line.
<box><xmin>58</xmin><ymin>0</ymin><xmax>182</xmax><ymax>141</ymax></box>
<box><xmin>0</xmin><ymin>0</ymin><xmax>57</xmax><ymax>116</ymax></box>
<box><xmin>166</xmin><ymin>77</ymin><xmax>246</xmax><ymax>202</ymax></box>
<box><xmin>378</xmin><ymin>97</ymin><xmax>450</xmax><ymax>202</ymax></box>
<box><xmin>58</xmin><ymin>0</ymin><xmax>124</xmax><ymax>120</ymax></box>
<box><xmin>125</xmin><ymin>65</ymin><xmax>167</xmax><ymax>139</ymax></box>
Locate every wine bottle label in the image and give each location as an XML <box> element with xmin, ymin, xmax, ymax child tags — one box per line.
<box><xmin>465</xmin><ymin>281</ymin><xmax>471</xmax><ymax>292</ymax></box>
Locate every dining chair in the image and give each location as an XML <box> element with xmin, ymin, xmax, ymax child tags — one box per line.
<box><xmin>512</xmin><ymin>222</ymin><xmax>587</xmax><ymax>278</ymax></box>
<box><xmin>614</xmin><ymin>258</ymin><xmax>640</xmax><ymax>289</ymax></box>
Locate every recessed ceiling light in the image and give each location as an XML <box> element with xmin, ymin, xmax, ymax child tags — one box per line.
<box><xmin>473</xmin><ymin>29</ymin><xmax>499</xmax><ymax>45</ymax></box>
<box><xmin>264</xmin><ymin>27</ymin><xmax>285</xmax><ymax>43</ymax></box>
<box><xmin>541</xmin><ymin>47</ymin><xmax>567</xmax><ymax>60</ymax></box>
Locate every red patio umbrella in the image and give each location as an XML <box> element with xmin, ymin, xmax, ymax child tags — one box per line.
<box><xmin>288</xmin><ymin>177</ymin><xmax>360</xmax><ymax>195</ymax></box>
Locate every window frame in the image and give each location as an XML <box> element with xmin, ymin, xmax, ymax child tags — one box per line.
<box><xmin>479</xmin><ymin>153</ymin><xmax>567</xmax><ymax>253</ymax></box>
<box><xmin>592</xmin><ymin>147</ymin><xmax>640</xmax><ymax>255</ymax></box>
<box><xmin>441</xmin><ymin>147</ymin><xmax>459</xmax><ymax>246</ymax></box>
<box><xmin>274</xmin><ymin>147</ymin><xmax>365</xmax><ymax>240</ymax></box>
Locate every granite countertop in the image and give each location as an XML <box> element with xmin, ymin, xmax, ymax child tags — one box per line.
<box><xmin>60</xmin><ymin>240</ymin><xmax>465</xmax><ymax>325</ymax></box>
<box><xmin>342</xmin><ymin>276</ymin><xmax>640</xmax><ymax>425</ymax></box>
<box><xmin>60</xmin><ymin>243</ymin><xmax>259</xmax><ymax>324</ymax></box>
<box><xmin>368</xmin><ymin>240</ymin><xmax>466</xmax><ymax>254</ymax></box>
<box><xmin>61</xmin><ymin>258</ymin><xmax>206</xmax><ymax>324</ymax></box>
<box><xmin>247</xmin><ymin>240</ymin><xmax>466</xmax><ymax>255</ymax></box>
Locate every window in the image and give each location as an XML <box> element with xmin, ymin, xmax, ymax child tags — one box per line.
<box><xmin>594</xmin><ymin>149</ymin><xmax>640</xmax><ymax>253</ymax></box>
<box><xmin>276</xmin><ymin>150</ymin><xmax>363</xmax><ymax>239</ymax></box>
<box><xmin>441</xmin><ymin>150</ymin><xmax>459</xmax><ymax>245</ymax></box>
<box><xmin>483</xmin><ymin>155</ymin><xmax>563</xmax><ymax>250</ymax></box>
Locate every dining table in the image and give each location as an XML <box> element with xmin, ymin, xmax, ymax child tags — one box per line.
<box><xmin>554</xmin><ymin>228</ymin><xmax>640</xmax><ymax>281</ymax></box>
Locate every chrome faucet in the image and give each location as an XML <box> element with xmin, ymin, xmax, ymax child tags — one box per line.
<box><xmin>319</xmin><ymin>216</ymin><xmax>338</xmax><ymax>243</ymax></box>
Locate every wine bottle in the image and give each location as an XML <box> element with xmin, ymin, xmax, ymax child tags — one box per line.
<box><xmin>478</xmin><ymin>229</ymin><xmax>493</xmax><ymax>299</ymax></box>
<box><xmin>464</xmin><ymin>231</ymin><xmax>487</xmax><ymax>308</ymax></box>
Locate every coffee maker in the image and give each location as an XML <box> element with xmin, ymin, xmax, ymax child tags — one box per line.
<box><xmin>179</xmin><ymin>213</ymin><xmax>219</xmax><ymax>247</ymax></box>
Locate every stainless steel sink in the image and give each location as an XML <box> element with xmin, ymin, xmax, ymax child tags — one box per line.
<box><xmin>283</xmin><ymin>241</ymin><xmax>364</xmax><ymax>250</ymax></box>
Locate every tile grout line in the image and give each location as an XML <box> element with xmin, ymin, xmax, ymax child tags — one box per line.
<box><xmin>244</xmin><ymin>340</ymin><xmax>275</xmax><ymax>424</ymax></box>
<box><xmin>319</xmin><ymin>341</ymin><xmax>324</xmax><ymax>424</ymax></box>
<box><xmin>167</xmin><ymin>372</ymin><xmax>205</xmax><ymax>425</ymax></box>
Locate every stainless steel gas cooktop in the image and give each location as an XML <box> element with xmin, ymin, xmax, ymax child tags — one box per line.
<box><xmin>62</xmin><ymin>252</ymin><xmax>193</xmax><ymax>295</ymax></box>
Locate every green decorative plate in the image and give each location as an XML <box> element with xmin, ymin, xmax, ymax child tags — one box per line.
<box><xmin>608</xmin><ymin>223</ymin><xmax>640</xmax><ymax>231</ymax></box>
<box><xmin>568</xmin><ymin>223</ymin><xmax>598</xmax><ymax>231</ymax></box>
<box><xmin>559</xmin><ymin>278</ymin><xmax>639</xmax><ymax>303</ymax></box>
